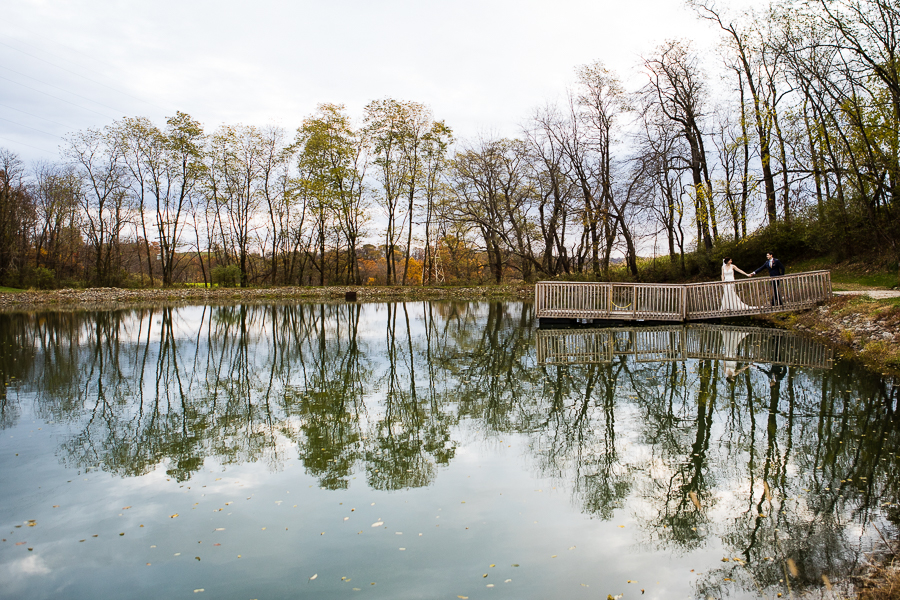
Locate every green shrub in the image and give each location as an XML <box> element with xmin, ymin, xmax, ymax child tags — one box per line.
<box><xmin>31</xmin><ymin>267</ymin><xmax>56</xmax><ymax>290</ymax></box>
<box><xmin>211</xmin><ymin>264</ymin><xmax>242</xmax><ymax>287</ymax></box>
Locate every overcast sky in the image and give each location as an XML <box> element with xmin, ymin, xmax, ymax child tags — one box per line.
<box><xmin>1</xmin><ymin>0</ymin><xmax>731</xmax><ymax>166</ymax></box>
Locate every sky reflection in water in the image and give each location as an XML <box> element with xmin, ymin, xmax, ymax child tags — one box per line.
<box><xmin>0</xmin><ymin>301</ymin><xmax>898</xmax><ymax>599</ymax></box>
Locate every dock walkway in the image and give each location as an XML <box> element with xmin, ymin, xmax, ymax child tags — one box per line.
<box><xmin>535</xmin><ymin>271</ymin><xmax>832</xmax><ymax>323</ymax></box>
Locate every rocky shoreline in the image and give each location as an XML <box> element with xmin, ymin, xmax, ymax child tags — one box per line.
<box><xmin>758</xmin><ymin>294</ymin><xmax>900</xmax><ymax>374</ymax></box>
<box><xmin>0</xmin><ymin>284</ymin><xmax>535</xmax><ymax>310</ymax></box>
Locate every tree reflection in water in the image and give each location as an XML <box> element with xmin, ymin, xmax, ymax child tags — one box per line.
<box><xmin>0</xmin><ymin>307</ymin><xmax>898</xmax><ymax>598</ymax></box>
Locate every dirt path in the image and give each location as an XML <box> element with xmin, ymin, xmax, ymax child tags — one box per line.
<box><xmin>833</xmin><ymin>290</ymin><xmax>900</xmax><ymax>299</ymax></box>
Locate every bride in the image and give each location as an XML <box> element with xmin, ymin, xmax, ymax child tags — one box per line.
<box><xmin>720</xmin><ymin>258</ymin><xmax>752</xmax><ymax>311</ymax></box>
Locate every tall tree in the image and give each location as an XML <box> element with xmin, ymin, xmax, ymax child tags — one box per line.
<box><xmin>642</xmin><ymin>40</ymin><xmax>717</xmax><ymax>250</ymax></box>
<box><xmin>65</xmin><ymin>128</ymin><xmax>129</xmax><ymax>286</ymax></box>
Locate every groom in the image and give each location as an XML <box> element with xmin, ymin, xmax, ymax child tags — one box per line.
<box><xmin>749</xmin><ymin>252</ymin><xmax>785</xmax><ymax>305</ymax></box>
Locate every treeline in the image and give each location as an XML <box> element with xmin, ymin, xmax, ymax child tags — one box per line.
<box><xmin>1</xmin><ymin>0</ymin><xmax>898</xmax><ymax>289</ymax></box>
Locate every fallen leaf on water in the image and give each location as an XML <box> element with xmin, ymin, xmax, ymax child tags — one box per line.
<box><xmin>170</xmin><ymin>514</ymin><xmax>179</xmax><ymax>519</ymax></box>
<box><xmin>195</xmin><ymin>557</ymin><xmax>201</xmax><ymax>561</ymax></box>
<box><xmin>627</xmin><ymin>580</ymin><xmax>636</xmax><ymax>583</ymax></box>
<box><xmin>309</xmin><ymin>574</ymin><xmax>317</xmax><ymax>581</ymax></box>
<box><xmin>618</xmin><ymin>525</ymin><xmax>625</xmax><ymax>528</ymax></box>
<box><xmin>371</xmin><ymin>521</ymin><xmax>383</xmax><ymax>527</ymax></box>
<box><xmin>511</xmin><ymin>564</ymin><xmax>519</xmax><ymax>567</ymax></box>
<box><xmin>489</xmin><ymin>564</ymin><xmax>495</xmax><ymax>568</ymax></box>
<box><xmin>569</xmin><ymin>546</ymin><xmax>576</xmax><ymax>550</ymax></box>
<box><xmin>15</xmin><ymin>542</ymin><xmax>25</xmax><ymax>546</ymax></box>
<box><xmin>119</xmin><ymin>533</ymin><xmax>124</xmax><ymax>536</ymax></box>
<box><xmin>146</xmin><ymin>563</ymin><xmax>151</xmax><ymax>566</ymax></box>
<box><xmin>213</xmin><ymin>543</ymin><xmax>221</xmax><ymax>547</ymax></box>
<box><xmin>486</xmin><ymin>584</ymin><xmax>494</xmax><ymax>588</ymax></box>
<box><xmin>122</xmin><ymin>506</ymin><xmax>132</xmax><ymax>510</ymax></box>
<box><xmin>193</xmin><ymin>589</ymin><xmax>204</xmax><ymax>593</ymax></box>
<box><xmin>787</xmin><ymin>558</ymin><xmax>799</xmax><ymax>577</ymax></box>
<box><xmin>504</xmin><ymin>579</ymin><xmax>511</xmax><ymax>583</ymax></box>
<box><xmin>344</xmin><ymin>517</ymin><xmax>349</xmax><ymax>521</ymax></box>
<box><xmin>52</xmin><ymin>505</ymin><xmax>59</xmax><ymax>508</ymax></box>
<box><xmin>457</xmin><ymin>596</ymin><xmax>468</xmax><ymax>599</ymax></box>
<box><xmin>689</xmin><ymin>491</ymin><xmax>701</xmax><ymax>510</ymax></box>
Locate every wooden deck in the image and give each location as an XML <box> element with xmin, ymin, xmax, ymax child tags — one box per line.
<box><xmin>535</xmin><ymin>270</ymin><xmax>832</xmax><ymax>323</ymax></box>
<box><xmin>535</xmin><ymin>324</ymin><xmax>833</xmax><ymax>369</ymax></box>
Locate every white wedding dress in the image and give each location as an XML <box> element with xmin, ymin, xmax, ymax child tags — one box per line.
<box><xmin>721</xmin><ymin>329</ymin><xmax>750</xmax><ymax>377</ymax></box>
<box><xmin>720</xmin><ymin>265</ymin><xmax>752</xmax><ymax>311</ymax></box>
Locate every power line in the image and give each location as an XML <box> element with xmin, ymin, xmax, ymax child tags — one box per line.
<box><xmin>0</xmin><ymin>116</ymin><xmax>63</xmax><ymax>138</ymax></box>
<box><xmin>0</xmin><ymin>64</ymin><xmax>130</xmax><ymax>116</ymax></box>
<box><xmin>0</xmin><ymin>134</ymin><xmax>58</xmax><ymax>155</ymax></box>
<box><xmin>0</xmin><ymin>101</ymin><xmax>74</xmax><ymax>130</ymax></box>
<box><xmin>0</xmin><ymin>74</ymin><xmax>120</xmax><ymax>120</ymax></box>
<box><xmin>0</xmin><ymin>37</ymin><xmax>171</xmax><ymax>114</ymax></box>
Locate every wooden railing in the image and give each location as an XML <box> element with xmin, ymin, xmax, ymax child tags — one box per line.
<box><xmin>535</xmin><ymin>271</ymin><xmax>831</xmax><ymax>322</ymax></box>
<box><xmin>535</xmin><ymin>324</ymin><xmax>833</xmax><ymax>368</ymax></box>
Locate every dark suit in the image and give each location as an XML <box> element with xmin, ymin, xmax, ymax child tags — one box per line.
<box><xmin>753</xmin><ymin>258</ymin><xmax>785</xmax><ymax>305</ymax></box>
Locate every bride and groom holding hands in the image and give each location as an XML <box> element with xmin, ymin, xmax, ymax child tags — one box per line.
<box><xmin>720</xmin><ymin>252</ymin><xmax>785</xmax><ymax>311</ymax></box>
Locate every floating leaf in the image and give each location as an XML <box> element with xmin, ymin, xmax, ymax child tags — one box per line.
<box><xmin>170</xmin><ymin>514</ymin><xmax>179</xmax><ymax>519</ymax></box>
<box><xmin>511</xmin><ymin>564</ymin><xmax>519</xmax><ymax>567</ymax></box>
<box><xmin>689</xmin><ymin>491</ymin><xmax>701</xmax><ymax>510</ymax></box>
<box><xmin>787</xmin><ymin>558</ymin><xmax>799</xmax><ymax>577</ymax></box>
<box><xmin>371</xmin><ymin>521</ymin><xmax>383</xmax><ymax>527</ymax></box>
<box><xmin>504</xmin><ymin>579</ymin><xmax>511</xmax><ymax>583</ymax></box>
<box><xmin>122</xmin><ymin>506</ymin><xmax>132</xmax><ymax>510</ymax></box>
<box><xmin>457</xmin><ymin>596</ymin><xmax>468</xmax><ymax>599</ymax></box>
<box><xmin>309</xmin><ymin>574</ymin><xmax>317</xmax><ymax>581</ymax></box>
<box><xmin>193</xmin><ymin>589</ymin><xmax>204</xmax><ymax>593</ymax></box>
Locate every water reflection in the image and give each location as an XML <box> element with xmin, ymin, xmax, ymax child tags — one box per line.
<box><xmin>1</xmin><ymin>304</ymin><xmax>898</xmax><ymax>599</ymax></box>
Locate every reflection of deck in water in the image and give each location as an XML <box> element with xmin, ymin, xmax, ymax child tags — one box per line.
<box><xmin>536</xmin><ymin>271</ymin><xmax>832</xmax><ymax>323</ymax></box>
<box><xmin>536</xmin><ymin>324</ymin><xmax>834</xmax><ymax>369</ymax></box>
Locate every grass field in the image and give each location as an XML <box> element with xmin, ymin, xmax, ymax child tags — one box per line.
<box><xmin>0</xmin><ymin>286</ymin><xmax>24</xmax><ymax>293</ymax></box>
<box><xmin>790</xmin><ymin>257</ymin><xmax>899</xmax><ymax>290</ymax></box>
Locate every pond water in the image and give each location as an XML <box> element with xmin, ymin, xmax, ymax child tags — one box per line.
<box><xmin>0</xmin><ymin>301</ymin><xmax>898</xmax><ymax>600</ymax></box>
